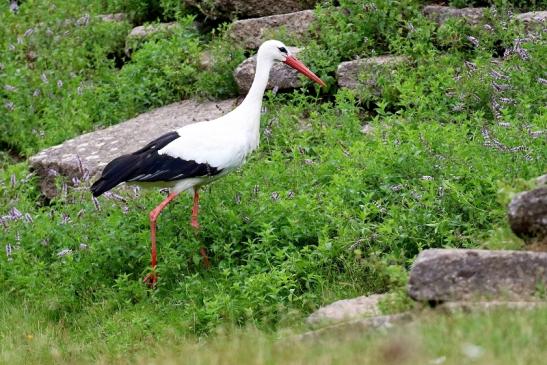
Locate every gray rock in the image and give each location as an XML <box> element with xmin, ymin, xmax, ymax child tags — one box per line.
<box><xmin>408</xmin><ymin>249</ymin><xmax>547</xmax><ymax>302</ymax></box>
<box><xmin>234</xmin><ymin>47</ymin><xmax>302</xmax><ymax>94</ymax></box>
<box><xmin>508</xmin><ymin>187</ymin><xmax>547</xmax><ymax>245</ymax></box>
<box><xmin>297</xmin><ymin>313</ymin><xmax>413</xmax><ymax>341</ymax></box>
<box><xmin>536</xmin><ymin>174</ymin><xmax>547</xmax><ymax>186</ymax></box>
<box><xmin>423</xmin><ymin>5</ymin><xmax>486</xmax><ymax>25</ymax></box>
<box><xmin>125</xmin><ymin>22</ymin><xmax>180</xmax><ymax>56</ymax></box>
<box><xmin>184</xmin><ymin>0</ymin><xmax>318</xmax><ymax>20</ymax></box>
<box><xmin>515</xmin><ymin>11</ymin><xmax>547</xmax><ymax>30</ymax></box>
<box><xmin>29</xmin><ymin>99</ymin><xmax>238</xmax><ymax>197</ymax></box>
<box><xmin>127</xmin><ymin>22</ymin><xmax>178</xmax><ymax>40</ymax></box>
<box><xmin>336</xmin><ymin>56</ymin><xmax>408</xmax><ymax>91</ymax></box>
<box><xmin>228</xmin><ymin>10</ymin><xmax>316</xmax><ymax>50</ymax></box>
<box><xmin>96</xmin><ymin>13</ymin><xmax>127</xmax><ymax>22</ymax></box>
<box><xmin>438</xmin><ymin>301</ymin><xmax>547</xmax><ymax>313</ymax></box>
<box><xmin>306</xmin><ymin>294</ymin><xmax>386</xmax><ymax>325</ymax></box>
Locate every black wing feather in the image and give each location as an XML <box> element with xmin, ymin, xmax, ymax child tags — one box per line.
<box><xmin>90</xmin><ymin>131</ymin><xmax>222</xmax><ymax>197</ymax></box>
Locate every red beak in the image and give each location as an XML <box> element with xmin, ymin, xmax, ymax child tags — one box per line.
<box><xmin>283</xmin><ymin>55</ymin><xmax>326</xmax><ymax>87</ymax></box>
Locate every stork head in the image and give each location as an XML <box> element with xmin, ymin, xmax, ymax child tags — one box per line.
<box><xmin>257</xmin><ymin>40</ymin><xmax>326</xmax><ymax>87</ymax></box>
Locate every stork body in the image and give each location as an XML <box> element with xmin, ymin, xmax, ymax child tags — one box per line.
<box><xmin>91</xmin><ymin>40</ymin><xmax>325</xmax><ymax>286</ymax></box>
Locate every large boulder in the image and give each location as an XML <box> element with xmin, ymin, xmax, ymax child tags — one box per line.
<box><xmin>29</xmin><ymin>99</ymin><xmax>238</xmax><ymax>197</ymax></box>
<box><xmin>508</xmin><ymin>187</ymin><xmax>547</xmax><ymax>245</ymax></box>
<box><xmin>184</xmin><ymin>0</ymin><xmax>318</xmax><ymax>20</ymax></box>
<box><xmin>408</xmin><ymin>249</ymin><xmax>547</xmax><ymax>302</ymax></box>
<box><xmin>233</xmin><ymin>47</ymin><xmax>303</xmax><ymax>94</ymax></box>
<box><xmin>422</xmin><ymin>5</ymin><xmax>486</xmax><ymax>25</ymax></box>
<box><xmin>336</xmin><ymin>56</ymin><xmax>409</xmax><ymax>92</ymax></box>
<box><xmin>228</xmin><ymin>10</ymin><xmax>316</xmax><ymax>50</ymax></box>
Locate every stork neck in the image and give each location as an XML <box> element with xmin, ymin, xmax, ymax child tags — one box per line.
<box><xmin>240</xmin><ymin>55</ymin><xmax>273</xmax><ymax>110</ymax></box>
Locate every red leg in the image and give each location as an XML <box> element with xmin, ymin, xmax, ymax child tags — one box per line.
<box><xmin>191</xmin><ymin>188</ymin><xmax>200</xmax><ymax>229</ymax></box>
<box><xmin>190</xmin><ymin>188</ymin><xmax>210</xmax><ymax>268</ymax></box>
<box><xmin>143</xmin><ymin>192</ymin><xmax>178</xmax><ymax>287</ymax></box>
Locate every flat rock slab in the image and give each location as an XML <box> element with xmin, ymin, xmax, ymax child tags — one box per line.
<box><xmin>336</xmin><ymin>56</ymin><xmax>409</xmax><ymax>91</ymax></box>
<box><xmin>516</xmin><ymin>11</ymin><xmax>547</xmax><ymax>30</ymax></box>
<box><xmin>423</xmin><ymin>5</ymin><xmax>486</xmax><ymax>25</ymax></box>
<box><xmin>508</xmin><ymin>187</ymin><xmax>547</xmax><ymax>245</ymax></box>
<box><xmin>228</xmin><ymin>10</ymin><xmax>316</xmax><ymax>50</ymax></box>
<box><xmin>184</xmin><ymin>0</ymin><xmax>317</xmax><ymax>20</ymax></box>
<box><xmin>297</xmin><ymin>313</ymin><xmax>412</xmax><ymax>341</ymax></box>
<box><xmin>408</xmin><ymin>249</ymin><xmax>547</xmax><ymax>302</ymax></box>
<box><xmin>306</xmin><ymin>294</ymin><xmax>386</xmax><ymax>326</ymax></box>
<box><xmin>234</xmin><ymin>47</ymin><xmax>302</xmax><ymax>94</ymax></box>
<box><xmin>29</xmin><ymin>99</ymin><xmax>238</xmax><ymax>197</ymax></box>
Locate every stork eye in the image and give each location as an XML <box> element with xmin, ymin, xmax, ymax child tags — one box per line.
<box><xmin>278</xmin><ymin>47</ymin><xmax>287</xmax><ymax>54</ymax></box>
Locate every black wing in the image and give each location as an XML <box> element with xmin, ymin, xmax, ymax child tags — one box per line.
<box><xmin>90</xmin><ymin>131</ymin><xmax>222</xmax><ymax>197</ymax></box>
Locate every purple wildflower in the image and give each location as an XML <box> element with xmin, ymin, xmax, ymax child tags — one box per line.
<box><xmin>61</xmin><ymin>213</ymin><xmax>71</xmax><ymax>224</ymax></box>
<box><xmin>24</xmin><ymin>213</ymin><xmax>33</xmax><ymax>223</ymax></box>
<box><xmin>10</xmin><ymin>207</ymin><xmax>23</xmax><ymax>220</ymax></box>
<box><xmin>5</xmin><ymin>244</ymin><xmax>12</xmax><ymax>261</ymax></box>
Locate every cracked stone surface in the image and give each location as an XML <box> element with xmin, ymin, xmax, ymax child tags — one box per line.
<box><xmin>408</xmin><ymin>249</ymin><xmax>547</xmax><ymax>302</ymax></box>
<box><xmin>29</xmin><ymin>99</ymin><xmax>239</xmax><ymax>197</ymax></box>
<box><xmin>228</xmin><ymin>10</ymin><xmax>316</xmax><ymax>49</ymax></box>
<box><xmin>306</xmin><ymin>294</ymin><xmax>386</xmax><ymax>326</ymax></box>
<box><xmin>336</xmin><ymin>56</ymin><xmax>409</xmax><ymax>91</ymax></box>
<box><xmin>234</xmin><ymin>47</ymin><xmax>303</xmax><ymax>94</ymax></box>
<box><xmin>423</xmin><ymin>5</ymin><xmax>486</xmax><ymax>25</ymax></box>
<box><xmin>184</xmin><ymin>0</ymin><xmax>318</xmax><ymax>20</ymax></box>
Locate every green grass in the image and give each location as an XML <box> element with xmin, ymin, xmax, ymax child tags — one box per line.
<box><xmin>1</xmin><ymin>296</ymin><xmax>546</xmax><ymax>364</ymax></box>
<box><xmin>1</xmin><ymin>0</ymin><xmax>546</xmax><ymax>363</ymax></box>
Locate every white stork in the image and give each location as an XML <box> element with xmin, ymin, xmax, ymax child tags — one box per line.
<box><xmin>91</xmin><ymin>40</ymin><xmax>325</xmax><ymax>286</ymax></box>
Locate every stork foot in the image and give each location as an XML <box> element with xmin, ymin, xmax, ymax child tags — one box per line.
<box><xmin>191</xmin><ymin>219</ymin><xmax>200</xmax><ymax>230</ymax></box>
<box><xmin>143</xmin><ymin>271</ymin><xmax>158</xmax><ymax>288</ymax></box>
